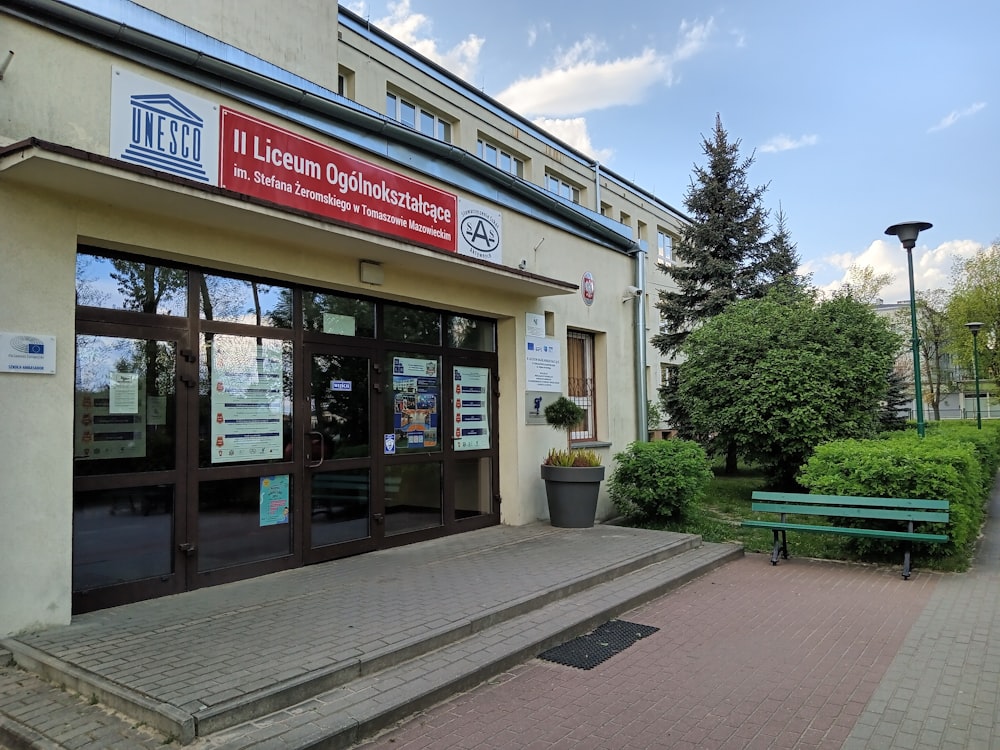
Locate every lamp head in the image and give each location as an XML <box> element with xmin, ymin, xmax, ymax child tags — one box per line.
<box><xmin>885</xmin><ymin>221</ymin><xmax>932</xmax><ymax>250</ymax></box>
<box><xmin>965</xmin><ymin>322</ymin><xmax>984</xmax><ymax>335</ymax></box>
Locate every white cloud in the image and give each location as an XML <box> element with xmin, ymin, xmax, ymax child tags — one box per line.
<box><xmin>818</xmin><ymin>238</ymin><xmax>982</xmax><ymax>303</ymax></box>
<box><xmin>527</xmin><ymin>21</ymin><xmax>551</xmax><ymax>48</ymax></box>
<box><xmin>496</xmin><ymin>18</ymin><xmax>714</xmax><ymax>118</ymax></box>
<box><xmin>532</xmin><ymin>117</ymin><xmax>613</xmax><ymax>162</ymax></box>
<box><xmin>368</xmin><ymin>0</ymin><xmax>484</xmax><ymax>82</ymax></box>
<box><xmin>759</xmin><ymin>134</ymin><xmax>819</xmax><ymax>154</ymax></box>
<box><xmin>928</xmin><ymin>102</ymin><xmax>987</xmax><ymax>133</ymax></box>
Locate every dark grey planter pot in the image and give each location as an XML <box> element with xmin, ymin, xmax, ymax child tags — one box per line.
<box><xmin>540</xmin><ymin>464</ymin><xmax>606</xmax><ymax>528</ymax></box>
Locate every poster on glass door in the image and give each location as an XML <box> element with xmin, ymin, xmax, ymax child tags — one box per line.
<box><xmin>453</xmin><ymin>366</ymin><xmax>490</xmax><ymax>451</ymax></box>
<box><xmin>391</xmin><ymin>356</ymin><xmax>439</xmax><ymax>450</ymax></box>
<box><xmin>211</xmin><ymin>339</ymin><xmax>284</xmax><ymax>463</ymax></box>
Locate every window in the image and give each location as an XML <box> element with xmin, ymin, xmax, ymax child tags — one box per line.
<box><xmin>567</xmin><ymin>330</ymin><xmax>596</xmax><ymax>442</ymax></box>
<box><xmin>476</xmin><ymin>138</ymin><xmax>524</xmax><ymax>178</ymax></box>
<box><xmin>545</xmin><ymin>173</ymin><xmax>581</xmax><ymax>204</ymax></box>
<box><xmin>657</xmin><ymin>230</ymin><xmax>673</xmax><ymax>264</ymax></box>
<box><xmin>661</xmin><ymin>363</ymin><xmax>678</xmax><ymax>388</ymax></box>
<box><xmin>386</xmin><ymin>92</ymin><xmax>452</xmax><ymax>142</ymax></box>
<box><xmin>337</xmin><ymin>66</ymin><xmax>355</xmax><ymax>100</ymax></box>
<box><xmin>619</xmin><ymin>211</ymin><xmax>631</xmax><ymax>230</ymax></box>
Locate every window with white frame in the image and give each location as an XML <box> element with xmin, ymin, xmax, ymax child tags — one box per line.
<box><xmin>545</xmin><ymin>173</ymin><xmax>581</xmax><ymax>204</ymax></box>
<box><xmin>477</xmin><ymin>138</ymin><xmax>524</xmax><ymax>178</ymax></box>
<box><xmin>386</xmin><ymin>92</ymin><xmax>452</xmax><ymax>142</ymax></box>
<box><xmin>657</xmin><ymin>230</ymin><xmax>673</xmax><ymax>264</ymax></box>
<box><xmin>567</xmin><ymin>330</ymin><xmax>596</xmax><ymax>442</ymax></box>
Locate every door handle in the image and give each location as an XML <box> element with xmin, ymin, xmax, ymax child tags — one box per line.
<box><xmin>178</xmin><ymin>542</ymin><xmax>196</xmax><ymax>556</ymax></box>
<box><xmin>307</xmin><ymin>430</ymin><xmax>325</xmax><ymax>467</ymax></box>
<box><xmin>178</xmin><ymin>374</ymin><xmax>197</xmax><ymax>388</ymax></box>
<box><xmin>373</xmin><ymin>513</ymin><xmax>384</xmax><ymax>524</ymax></box>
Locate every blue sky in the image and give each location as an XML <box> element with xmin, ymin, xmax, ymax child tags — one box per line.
<box><xmin>344</xmin><ymin>1</ymin><xmax>997</xmax><ymax>304</ymax></box>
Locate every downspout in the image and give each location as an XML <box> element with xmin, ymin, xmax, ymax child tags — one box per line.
<box><xmin>633</xmin><ymin>243</ymin><xmax>648</xmax><ymax>442</ymax></box>
<box><xmin>593</xmin><ymin>160</ymin><xmax>602</xmax><ymax>213</ymax></box>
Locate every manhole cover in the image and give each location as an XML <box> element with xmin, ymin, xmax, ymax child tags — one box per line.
<box><xmin>538</xmin><ymin>619</ymin><xmax>659</xmax><ymax>670</ymax></box>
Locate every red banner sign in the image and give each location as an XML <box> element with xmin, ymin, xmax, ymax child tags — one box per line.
<box><xmin>219</xmin><ymin>108</ymin><xmax>457</xmax><ymax>252</ymax></box>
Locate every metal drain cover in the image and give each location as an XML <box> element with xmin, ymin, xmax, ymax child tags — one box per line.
<box><xmin>538</xmin><ymin>619</ymin><xmax>659</xmax><ymax>670</ymax></box>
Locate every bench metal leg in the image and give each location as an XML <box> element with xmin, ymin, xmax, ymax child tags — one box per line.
<box><xmin>770</xmin><ymin>530</ymin><xmax>789</xmax><ymax>565</ymax></box>
<box><xmin>902</xmin><ymin>521</ymin><xmax>914</xmax><ymax>579</ymax></box>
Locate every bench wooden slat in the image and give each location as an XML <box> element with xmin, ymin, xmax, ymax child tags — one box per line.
<box><xmin>750</xmin><ymin>502</ymin><xmax>949</xmax><ymax>523</ymax></box>
<box><xmin>743</xmin><ymin>490</ymin><xmax>951</xmax><ymax>579</ymax></box>
<box><xmin>741</xmin><ymin>519</ymin><xmax>948</xmax><ymax>542</ymax></box>
<box><xmin>752</xmin><ymin>491</ymin><xmax>948</xmax><ymax>510</ymax></box>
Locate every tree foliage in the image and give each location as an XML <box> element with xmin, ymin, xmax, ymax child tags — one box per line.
<box><xmin>892</xmin><ymin>290</ymin><xmax>954</xmax><ymax>421</ymax></box>
<box><xmin>652</xmin><ymin>114</ymin><xmax>801</xmax><ymax>358</ymax></box>
<box><xmin>947</xmin><ymin>240</ymin><xmax>1000</xmax><ymax>384</ymax></box>
<box><xmin>677</xmin><ymin>286</ymin><xmax>901</xmax><ymax>484</ymax></box>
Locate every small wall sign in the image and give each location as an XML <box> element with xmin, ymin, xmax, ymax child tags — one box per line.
<box><xmin>0</xmin><ymin>332</ymin><xmax>56</xmax><ymax>374</ymax></box>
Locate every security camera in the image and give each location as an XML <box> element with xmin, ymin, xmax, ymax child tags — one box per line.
<box><xmin>518</xmin><ymin>258</ymin><xmax>528</xmax><ymax>270</ymax></box>
<box><xmin>622</xmin><ymin>285</ymin><xmax>643</xmax><ymax>301</ymax></box>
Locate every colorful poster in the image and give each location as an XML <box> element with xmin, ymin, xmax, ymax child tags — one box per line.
<box><xmin>392</xmin><ymin>356</ymin><xmax>440</xmax><ymax>451</ymax></box>
<box><xmin>259</xmin><ymin>474</ymin><xmax>290</xmax><ymax>526</ymax></box>
<box><xmin>454</xmin><ymin>366</ymin><xmax>490</xmax><ymax>451</ymax></box>
<box><xmin>210</xmin><ymin>338</ymin><xmax>284</xmax><ymax>463</ymax></box>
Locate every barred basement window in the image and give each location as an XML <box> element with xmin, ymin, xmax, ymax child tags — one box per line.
<box><xmin>567</xmin><ymin>330</ymin><xmax>596</xmax><ymax>442</ymax></box>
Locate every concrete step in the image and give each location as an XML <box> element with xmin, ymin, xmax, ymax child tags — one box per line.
<box><xmin>195</xmin><ymin>542</ymin><xmax>743</xmax><ymax>749</ymax></box>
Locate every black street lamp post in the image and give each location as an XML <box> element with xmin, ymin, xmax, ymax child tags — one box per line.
<box><xmin>965</xmin><ymin>322</ymin><xmax>984</xmax><ymax>429</ymax></box>
<box><xmin>885</xmin><ymin>221</ymin><xmax>932</xmax><ymax>438</ymax></box>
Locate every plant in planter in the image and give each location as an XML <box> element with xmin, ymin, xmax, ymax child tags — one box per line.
<box><xmin>540</xmin><ymin>396</ymin><xmax>605</xmax><ymax>528</ymax></box>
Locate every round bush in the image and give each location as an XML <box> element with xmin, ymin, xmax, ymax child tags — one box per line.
<box><xmin>608</xmin><ymin>439</ymin><xmax>712</xmax><ymax>523</ymax></box>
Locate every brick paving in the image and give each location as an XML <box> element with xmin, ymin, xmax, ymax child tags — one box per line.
<box><xmin>2</xmin><ymin>475</ymin><xmax>1000</xmax><ymax>749</ymax></box>
<box><xmin>355</xmin><ymin>556</ymin><xmax>940</xmax><ymax>750</ymax></box>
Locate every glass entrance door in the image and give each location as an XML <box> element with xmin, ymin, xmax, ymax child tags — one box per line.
<box><xmin>305</xmin><ymin>346</ymin><xmax>378</xmax><ymax>560</ymax></box>
<box><xmin>72</xmin><ymin>331</ymin><xmax>189</xmax><ymax>611</ymax></box>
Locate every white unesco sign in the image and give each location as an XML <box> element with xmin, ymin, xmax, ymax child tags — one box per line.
<box><xmin>110</xmin><ymin>67</ymin><xmax>220</xmax><ymax>184</ymax></box>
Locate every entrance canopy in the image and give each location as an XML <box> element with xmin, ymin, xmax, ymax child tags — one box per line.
<box><xmin>0</xmin><ymin>139</ymin><xmax>580</xmax><ymax>299</ymax></box>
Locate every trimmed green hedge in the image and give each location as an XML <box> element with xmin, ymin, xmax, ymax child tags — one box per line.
<box><xmin>608</xmin><ymin>439</ymin><xmax>712</xmax><ymax>524</ymax></box>
<box><xmin>797</xmin><ymin>423</ymin><xmax>1000</xmax><ymax>561</ymax></box>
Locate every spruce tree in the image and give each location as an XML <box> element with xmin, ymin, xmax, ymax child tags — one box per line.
<box><xmin>652</xmin><ymin>114</ymin><xmax>801</xmax><ymax>468</ymax></box>
<box><xmin>653</xmin><ymin>113</ymin><xmax>775</xmax><ymax>357</ymax></box>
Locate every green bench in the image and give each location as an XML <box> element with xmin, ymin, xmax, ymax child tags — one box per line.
<box><xmin>742</xmin><ymin>491</ymin><xmax>950</xmax><ymax>579</ymax></box>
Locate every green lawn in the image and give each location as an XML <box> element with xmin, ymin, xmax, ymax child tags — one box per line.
<box><xmin>644</xmin><ymin>463</ymin><xmax>970</xmax><ymax>573</ymax></box>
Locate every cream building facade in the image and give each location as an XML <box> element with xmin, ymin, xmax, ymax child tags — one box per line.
<box><xmin>0</xmin><ymin>0</ymin><xmax>687</xmax><ymax>636</ymax></box>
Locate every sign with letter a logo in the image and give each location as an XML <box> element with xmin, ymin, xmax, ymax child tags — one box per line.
<box><xmin>458</xmin><ymin>199</ymin><xmax>502</xmax><ymax>263</ymax></box>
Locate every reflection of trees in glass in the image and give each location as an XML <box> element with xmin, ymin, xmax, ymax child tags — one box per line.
<box><xmin>110</xmin><ymin>260</ymin><xmax>186</xmax><ymax>315</ymax></box>
<box><xmin>75</xmin><ymin>256</ymin><xmax>111</xmax><ymax>307</ymax></box>
<box><xmin>201</xmin><ymin>275</ymin><xmax>287</xmax><ymax>325</ymax></box>
<box><xmin>385</xmin><ymin>304</ymin><xmax>440</xmax><ymax>345</ymax></box>
<box><xmin>312</xmin><ymin>353</ymin><xmax>369</xmax><ymax>458</ymax></box>
<box><xmin>448</xmin><ymin>315</ymin><xmax>494</xmax><ymax>350</ymax></box>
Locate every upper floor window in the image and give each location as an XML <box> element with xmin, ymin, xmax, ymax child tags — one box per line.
<box><xmin>545</xmin><ymin>173</ymin><xmax>581</xmax><ymax>204</ymax></box>
<box><xmin>476</xmin><ymin>138</ymin><xmax>524</xmax><ymax>178</ymax></box>
<box><xmin>657</xmin><ymin>230</ymin><xmax>673</xmax><ymax>264</ymax></box>
<box><xmin>386</xmin><ymin>92</ymin><xmax>452</xmax><ymax>143</ymax></box>
<box><xmin>337</xmin><ymin>66</ymin><xmax>355</xmax><ymax>100</ymax></box>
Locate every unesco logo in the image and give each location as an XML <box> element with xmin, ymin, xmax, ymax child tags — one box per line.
<box><xmin>121</xmin><ymin>93</ymin><xmax>209</xmax><ymax>182</ymax></box>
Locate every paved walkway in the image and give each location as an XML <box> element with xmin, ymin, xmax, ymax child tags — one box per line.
<box><xmin>1</xmin><ymin>475</ymin><xmax>999</xmax><ymax>749</ymax></box>
<box><xmin>355</xmin><ymin>477</ymin><xmax>1000</xmax><ymax>750</ymax></box>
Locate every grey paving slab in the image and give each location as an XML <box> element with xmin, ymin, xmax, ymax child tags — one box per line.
<box><xmin>0</xmin><ymin>523</ymin><xmax>706</xmax><ymax>747</ymax></box>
